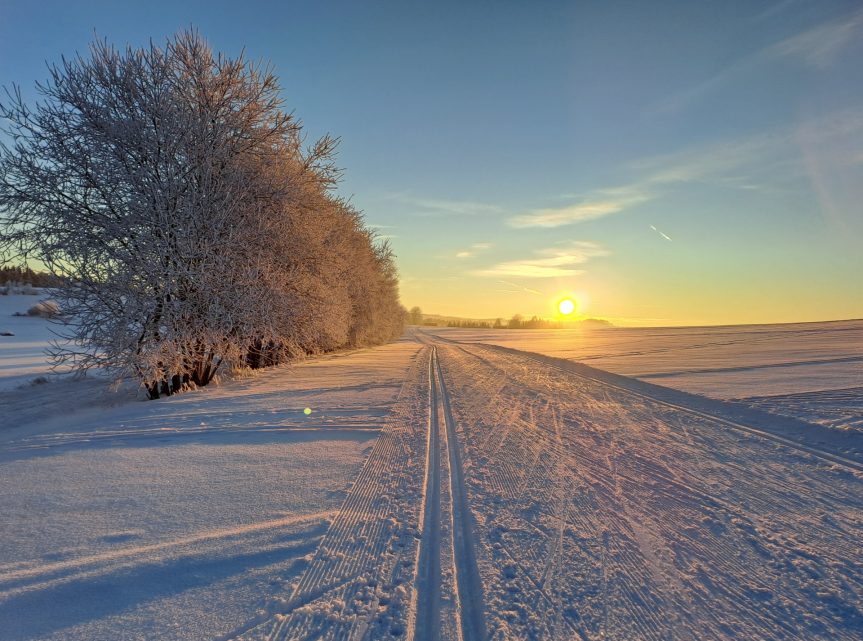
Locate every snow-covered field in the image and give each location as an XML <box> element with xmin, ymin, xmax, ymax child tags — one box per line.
<box><xmin>2</xmin><ymin>318</ymin><xmax>862</xmax><ymax>640</ymax></box>
<box><xmin>425</xmin><ymin>321</ymin><xmax>863</xmax><ymax>432</ymax></box>
<box><xmin>0</xmin><ymin>332</ymin><xmax>422</xmax><ymax>640</ymax></box>
<box><xmin>0</xmin><ymin>294</ymin><xmax>60</xmax><ymax>391</ymax></box>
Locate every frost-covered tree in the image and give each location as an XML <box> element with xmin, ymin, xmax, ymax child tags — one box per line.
<box><xmin>408</xmin><ymin>306</ymin><xmax>423</xmax><ymax>325</ymax></box>
<box><xmin>0</xmin><ymin>31</ymin><xmax>404</xmax><ymax>398</ymax></box>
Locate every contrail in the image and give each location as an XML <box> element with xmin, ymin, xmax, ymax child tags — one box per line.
<box><xmin>650</xmin><ymin>224</ymin><xmax>672</xmax><ymax>242</ymax></box>
<box><xmin>498</xmin><ymin>280</ymin><xmax>544</xmax><ymax>296</ymax></box>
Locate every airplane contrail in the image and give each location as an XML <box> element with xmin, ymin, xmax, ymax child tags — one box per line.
<box><xmin>498</xmin><ymin>280</ymin><xmax>544</xmax><ymax>296</ymax></box>
<box><xmin>650</xmin><ymin>225</ymin><xmax>672</xmax><ymax>242</ymax></box>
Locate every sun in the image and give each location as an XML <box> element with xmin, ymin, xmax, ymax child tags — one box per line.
<box><xmin>558</xmin><ymin>298</ymin><xmax>576</xmax><ymax>316</ymax></box>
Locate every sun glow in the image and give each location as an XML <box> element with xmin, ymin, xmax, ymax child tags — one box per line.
<box><xmin>558</xmin><ymin>298</ymin><xmax>576</xmax><ymax>316</ymax></box>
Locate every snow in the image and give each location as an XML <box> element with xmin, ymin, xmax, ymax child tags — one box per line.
<box><xmin>0</xmin><ymin>338</ymin><xmax>422</xmax><ymax>640</ymax></box>
<box><xmin>0</xmin><ymin>294</ymin><xmax>59</xmax><ymax>391</ymax></box>
<box><xmin>426</xmin><ymin>342</ymin><xmax>861</xmax><ymax>640</ymax></box>
<box><xmin>227</xmin><ymin>338</ymin><xmax>862</xmax><ymax>640</ymax></box>
<box><xmin>2</xmin><ymin>324</ymin><xmax>862</xmax><ymax>640</ymax></box>
<box><xmin>744</xmin><ymin>386</ymin><xmax>863</xmax><ymax>432</ymax></box>
<box><xmin>424</xmin><ymin>321</ymin><xmax>863</xmax><ymax>431</ymax></box>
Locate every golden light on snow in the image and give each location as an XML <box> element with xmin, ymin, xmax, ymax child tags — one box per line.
<box><xmin>558</xmin><ymin>298</ymin><xmax>576</xmax><ymax>316</ymax></box>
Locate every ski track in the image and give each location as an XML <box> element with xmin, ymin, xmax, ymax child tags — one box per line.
<box><xmin>435</xmin><ymin>348</ymin><xmax>487</xmax><ymax>641</ymax></box>
<box><xmin>236</xmin><ymin>349</ymin><xmax>433</xmax><ymax>641</ymax></box>
<box><xmin>230</xmin><ymin>334</ymin><xmax>863</xmax><ymax>640</ymax></box>
<box><xmin>412</xmin><ymin>350</ymin><xmax>443</xmax><ymax>641</ymax></box>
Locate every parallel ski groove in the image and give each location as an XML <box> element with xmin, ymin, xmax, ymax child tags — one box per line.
<box><xmin>255</xmin><ymin>348</ymin><xmax>432</xmax><ymax>641</ymax></box>
<box><xmin>411</xmin><ymin>350</ymin><xmax>443</xmax><ymax>641</ymax></box>
<box><xmin>229</xmin><ymin>333</ymin><xmax>862</xmax><ymax>641</ymax></box>
<box><xmin>435</xmin><ymin>348</ymin><xmax>487</xmax><ymax>641</ymax></box>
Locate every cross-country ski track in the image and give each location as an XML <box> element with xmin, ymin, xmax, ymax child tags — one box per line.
<box><xmin>2</xmin><ymin>331</ymin><xmax>861</xmax><ymax>641</ymax></box>
<box><xmin>231</xmin><ymin>335</ymin><xmax>862</xmax><ymax>640</ymax></box>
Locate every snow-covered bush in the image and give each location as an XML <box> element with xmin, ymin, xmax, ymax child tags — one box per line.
<box><xmin>26</xmin><ymin>300</ymin><xmax>60</xmax><ymax>317</ymax></box>
<box><xmin>0</xmin><ymin>30</ymin><xmax>405</xmax><ymax>399</ymax></box>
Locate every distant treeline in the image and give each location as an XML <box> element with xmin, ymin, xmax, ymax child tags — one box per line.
<box><xmin>0</xmin><ymin>31</ymin><xmax>405</xmax><ymax>399</ymax></box>
<box><xmin>411</xmin><ymin>311</ymin><xmax>611</xmax><ymax>329</ymax></box>
<box><xmin>0</xmin><ymin>266</ymin><xmax>59</xmax><ymax>287</ymax></box>
<box><xmin>446</xmin><ymin>315</ymin><xmax>566</xmax><ymax>329</ymax></box>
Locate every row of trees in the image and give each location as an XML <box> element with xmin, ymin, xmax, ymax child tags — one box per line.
<box><xmin>443</xmin><ymin>316</ymin><xmax>559</xmax><ymax>329</ymax></box>
<box><xmin>504</xmin><ymin>315</ymin><xmax>562</xmax><ymax>329</ymax></box>
<box><xmin>441</xmin><ymin>315</ymin><xmax>611</xmax><ymax>329</ymax></box>
<box><xmin>0</xmin><ymin>266</ymin><xmax>58</xmax><ymax>287</ymax></box>
<box><xmin>445</xmin><ymin>319</ymin><xmax>501</xmax><ymax>329</ymax></box>
<box><xmin>0</xmin><ymin>31</ymin><xmax>404</xmax><ymax>398</ymax></box>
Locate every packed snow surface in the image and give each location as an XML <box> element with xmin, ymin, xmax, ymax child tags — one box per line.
<box><xmin>0</xmin><ymin>339</ymin><xmax>422</xmax><ymax>640</ymax></box>
<box><xmin>225</xmin><ymin>334</ymin><xmax>862</xmax><ymax>641</ymax></box>
<box><xmin>428</xmin><ymin>321</ymin><xmax>863</xmax><ymax>431</ymax></box>
<box><xmin>0</xmin><ymin>294</ymin><xmax>59</xmax><ymax>391</ymax></box>
<box><xmin>2</xmin><ymin>324</ymin><xmax>862</xmax><ymax>640</ymax></box>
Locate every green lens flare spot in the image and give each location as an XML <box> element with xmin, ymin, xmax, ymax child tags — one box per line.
<box><xmin>303</xmin><ymin>407</ymin><xmax>312</xmax><ymax>415</ymax></box>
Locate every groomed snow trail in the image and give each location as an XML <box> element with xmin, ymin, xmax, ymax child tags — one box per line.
<box><xmin>237</xmin><ymin>337</ymin><xmax>863</xmax><ymax>640</ymax></box>
<box><xmin>236</xmin><ymin>350</ymin><xmax>433</xmax><ymax>641</ymax></box>
<box><xmin>0</xmin><ymin>339</ymin><xmax>422</xmax><ymax>641</ymax></box>
<box><xmin>435</xmin><ymin>349</ymin><xmax>486</xmax><ymax>641</ymax></box>
<box><xmin>412</xmin><ymin>351</ymin><xmax>443</xmax><ymax>641</ymax></box>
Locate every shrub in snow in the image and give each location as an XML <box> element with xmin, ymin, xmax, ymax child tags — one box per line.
<box><xmin>26</xmin><ymin>300</ymin><xmax>60</xmax><ymax>317</ymax></box>
<box><xmin>0</xmin><ymin>30</ymin><xmax>404</xmax><ymax>399</ymax></box>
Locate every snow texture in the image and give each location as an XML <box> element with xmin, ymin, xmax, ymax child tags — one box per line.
<box><xmin>231</xmin><ymin>331</ymin><xmax>862</xmax><ymax>640</ymax></box>
<box><xmin>428</xmin><ymin>321</ymin><xmax>863</xmax><ymax>431</ymax></box>
<box><xmin>2</xmin><ymin>325</ymin><xmax>862</xmax><ymax>640</ymax></box>
<box><xmin>0</xmin><ymin>338</ymin><xmax>421</xmax><ymax>640</ymax></box>
<box><xmin>0</xmin><ymin>294</ymin><xmax>60</xmax><ymax>391</ymax></box>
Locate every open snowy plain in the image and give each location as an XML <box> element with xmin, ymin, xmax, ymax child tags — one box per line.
<box><xmin>1</xmin><ymin>298</ymin><xmax>861</xmax><ymax>640</ymax></box>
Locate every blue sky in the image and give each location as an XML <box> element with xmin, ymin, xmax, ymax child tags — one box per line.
<box><xmin>1</xmin><ymin>0</ymin><xmax>861</xmax><ymax>324</ymax></box>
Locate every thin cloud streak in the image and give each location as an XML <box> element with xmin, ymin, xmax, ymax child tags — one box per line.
<box><xmin>654</xmin><ymin>7</ymin><xmax>863</xmax><ymax>113</ymax></box>
<box><xmin>497</xmin><ymin>280</ymin><xmax>545</xmax><ymax>296</ymax></box>
<box><xmin>456</xmin><ymin>242</ymin><xmax>492</xmax><ymax>259</ymax></box>
<box><xmin>507</xmin><ymin>107</ymin><xmax>863</xmax><ymax>230</ymax></box>
<box><xmin>384</xmin><ymin>193</ymin><xmax>504</xmax><ymax>217</ymax></box>
<box><xmin>766</xmin><ymin>8</ymin><xmax>863</xmax><ymax>68</ymax></box>
<box><xmin>507</xmin><ymin>193</ymin><xmax>650</xmax><ymax>229</ymax></box>
<box><xmin>476</xmin><ymin>242</ymin><xmax>608</xmax><ymax>278</ymax></box>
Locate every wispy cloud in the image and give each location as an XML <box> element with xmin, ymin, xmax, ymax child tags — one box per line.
<box><xmin>384</xmin><ymin>193</ymin><xmax>503</xmax><ymax>217</ymax></box>
<box><xmin>766</xmin><ymin>9</ymin><xmax>863</xmax><ymax>68</ymax></box>
<box><xmin>655</xmin><ymin>8</ymin><xmax>863</xmax><ymax>113</ymax></box>
<box><xmin>506</xmin><ymin>108</ymin><xmax>863</xmax><ymax>230</ymax></box>
<box><xmin>637</xmin><ymin>108</ymin><xmax>863</xmax><ymax>183</ymax></box>
<box><xmin>476</xmin><ymin>242</ymin><xmax>609</xmax><ymax>278</ymax></box>
<box><xmin>631</xmin><ymin>134</ymin><xmax>778</xmax><ymax>186</ymax></box>
<box><xmin>750</xmin><ymin>0</ymin><xmax>802</xmax><ymax>23</ymax></box>
<box><xmin>506</xmin><ymin>135</ymin><xmax>771</xmax><ymax>230</ymax></box>
<box><xmin>455</xmin><ymin>242</ymin><xmax>492</xmax><ymax>259</ymax></box>
<box><xmin>507</xmin><ymin>193</ymin><xmax>650</xmax><ymax>228</ymax></box>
